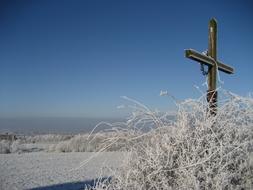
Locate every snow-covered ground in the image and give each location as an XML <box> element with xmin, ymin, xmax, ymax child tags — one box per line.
<box><xmin>0</xmin><ymin>152</ymin><xmax>124</xmax><ymax>190</ymax></box>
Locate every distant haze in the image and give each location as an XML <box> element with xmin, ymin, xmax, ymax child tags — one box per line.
<box><xmin>0</xmin><ymin>117</ymin><xmax>122</xmax><ymax>135</ymax></box>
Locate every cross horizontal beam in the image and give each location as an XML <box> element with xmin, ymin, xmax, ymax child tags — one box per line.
<box><xmin>185</xmin><ymin>49</ymin><xmax>234</xmax><ymax>74</ymax></box>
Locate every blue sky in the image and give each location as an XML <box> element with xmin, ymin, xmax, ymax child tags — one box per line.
<box><xmin>0</xmin><ymin>0</ymin><xmax>252</xmax><ymax>118</ymax></box>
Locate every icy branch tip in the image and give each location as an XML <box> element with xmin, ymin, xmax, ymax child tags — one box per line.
<box><xmin>160</xmin><ymin>90</ymin><xmax>168</xmax><ymax>96</ymax></box>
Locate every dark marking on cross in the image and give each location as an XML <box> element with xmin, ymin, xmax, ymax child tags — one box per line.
<box><xmin>185</xmin><ymin>18</ymin><xmax>234</xmax><ymax>115</ymax></box>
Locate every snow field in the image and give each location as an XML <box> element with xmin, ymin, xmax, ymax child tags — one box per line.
<box><xmin>0</xmin><ymin>152</ymin><xmax>125</xmax><ymax>190</ymax></box>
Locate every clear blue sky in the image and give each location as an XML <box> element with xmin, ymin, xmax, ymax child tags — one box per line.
<box><xmin>1</xmin><ymin>0</ymin><xmax>252</xmax><ymax>118</ymax></box>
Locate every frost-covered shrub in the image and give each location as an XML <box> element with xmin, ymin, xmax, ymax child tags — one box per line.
<box><xmin>24</xmin><ymin>134</ymin><xmax>72</xmax><ymax>143</ymax></box>
<box><xmin>49</xmin><ymin>134</ymin><xmax>94</xmax><ymax>152</ymax></box>
<box><xmin>48</xmin><ymin>132</ymin><xmax>129</xmax><ymax>152</ymax></box>
<box><xmin>0</xmin><ymin>140</ymin><xmax>11</xmax><ymax>154</ymax></box>
<box><xmin>88</xmin><ymin>90</ymin><xmax>253</xmax><ymax>190</ymax></box>
<box><xmin>10</xmin><ymin>139</ymin><xmax>22</xmax><ymax>153</ymax></box>
<box><xmin>0</xmin><ymin>139</ymin><xmax>27</xmax><ymax>154</ymax></box>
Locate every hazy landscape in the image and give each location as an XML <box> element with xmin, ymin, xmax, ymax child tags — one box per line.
<box><xmin>0</xmin><ymin>117</ymin><xmax>121</xmax><ymax>134</ymax></box>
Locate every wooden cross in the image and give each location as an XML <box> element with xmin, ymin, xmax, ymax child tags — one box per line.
<box><xmin>185</xmin><ymin>18</ymin><xmax>234</xmax><ymax>115</ymax></box>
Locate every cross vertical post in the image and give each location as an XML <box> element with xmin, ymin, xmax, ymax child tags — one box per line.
<box><xmin>185</xmin><ymin>18</ymin><xmax>234</xmax><ymax>116</ymax></box>
<box><xmin>207</xmin><ymin>18</ymin><xmax>217</xmax><ymax>115</ymax></box>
